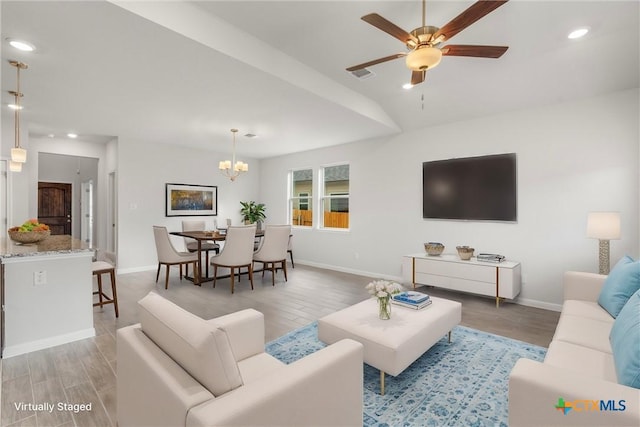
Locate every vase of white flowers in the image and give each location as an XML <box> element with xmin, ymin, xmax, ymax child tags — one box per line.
<box><xmin>365</xmin><ymin>280</ymin><xmax>403</xmax><ymax>320</ymax></box>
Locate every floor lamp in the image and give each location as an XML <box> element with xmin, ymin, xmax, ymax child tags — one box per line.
<box><xmin>587</xmin><ymin>212</ymin><xmax>621</xmax><ymax>274</ymax></box>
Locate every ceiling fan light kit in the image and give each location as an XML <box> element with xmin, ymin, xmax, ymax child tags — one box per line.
<box><xmin>406</xmin><ymin>45</ymin><xmax>442</xmax><ymax>71</ymax></box>
<box><xmin>347</xmin><ymin>0</ymin><xmax>509</xmax><ymax>85</ymax></box>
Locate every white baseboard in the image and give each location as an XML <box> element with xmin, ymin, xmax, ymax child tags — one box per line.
<box><xmin>513</xmin><ymin>297</ymin><xmax>562</xmax><ymax>312</ymax></box>
<box><xmin>2</xmin><ymin>328</ymin><xmax>96</xmax><ymax>359</ymax></box>
<box><xmin>294</xmin><ymin>259</ymin><xmax>562</xmax><ymax>312</ymax></box>
<box><xmin>117</xmin><ymin>264</ymin><xmax>157</xmax><ymax>275</ymax></box>
<box><xmin>294</xmin><ymin>259</ymin><xmax>404</xmax><ymax>283</ymax></box>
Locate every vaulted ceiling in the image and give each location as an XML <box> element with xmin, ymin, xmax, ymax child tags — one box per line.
<box><xmin>2</xmin><ymin>1</ymin><xmax>638</xmax><ymax>158</ymax></box>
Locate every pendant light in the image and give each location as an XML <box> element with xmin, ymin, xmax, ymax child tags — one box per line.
<box><xmin>9</xmin><ymin>60</ymin><xmax>28</xmax><ymax>170</ymax></box>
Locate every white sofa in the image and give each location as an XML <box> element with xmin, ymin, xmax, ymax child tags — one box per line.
<box><xmin>117</xmin><ymin>292</ymin><xmax>364</xmax><ymax>426</ymax></box>
<box><xmin>509</xmin><ymin>271</ymin><xmax>640</xmax><ymax>426</ymax></box>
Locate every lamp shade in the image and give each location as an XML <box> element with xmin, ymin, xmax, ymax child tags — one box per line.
<box><xmin>406</xmin><ymin>46</ymin><xmax>442</xmax><ymax>71</ymax></box>
<box><xmin>11</xmin><ymin>147</ymin><xmax>27</xmax><ymax>163</ymax></box>
<box><xmin>9</xmin><ymin>161</ymin><xmax>22</xmax><ymax>172</ymax></box>
<box><xmin>587</xmin><ymin>212</ymin><xmax>621</xmax><ymax>240</ymax></box>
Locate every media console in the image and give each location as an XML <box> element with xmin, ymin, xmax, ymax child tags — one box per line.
<box><xmin>402</xmin><ymin>253</ymin><xmax>521</xmax><ymax>307</ymax></box>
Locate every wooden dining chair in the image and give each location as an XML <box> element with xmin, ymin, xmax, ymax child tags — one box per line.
<box><xmin>92</xmin><ymin>250</ymin><xmax>119</xmax><ymax>317</ymax></box>
<box><xmin>210</xmin><ymin>225</ymin><xmax>256</xmax><ymax>294</ymax></box>
<box><xmin>253</xmin><ymin>225</ymin><xmax>292</xmax><ymax>286</ymax></box>
<box><xmin>153</xmin><ymin>226</ymin><xmax>200</xmax><ymax>289</ymax></box>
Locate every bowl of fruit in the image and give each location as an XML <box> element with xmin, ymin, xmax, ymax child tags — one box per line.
<box><xmin>8</xmin><ymin>219</ymin><xmax>51</xmax><ymax>244</ymax></box>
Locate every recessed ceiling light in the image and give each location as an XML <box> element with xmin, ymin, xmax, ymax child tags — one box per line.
<box><xmin>568</xmin><ymin>27</ymin><xmax>589</xmax><ymax>39</ymax></box>
<box><xmin>244</xmin><ymin>133</ymin><xmax>258</xmax><ymax>138</ymax></box>
<box><xmin>48</xmin><ymin>134</ymin><xmax>55</xmax><ymax>138</ymax></box>
<box><xmin>8</xmin><ymin>104</ymin><xmax>23</xmax><ymax>110</ymax></box>
<box><xmin>67</xmin><ymin>133</ymin><xmax>78</xmax><ymax>138</ymax></box>
<box><xmin>7</xmin><ymin>38</ymin><xmax>36</xmax><ymax>52</ymax></box>
<box><xmin>402</xmin><ymin>83</ymin><xmax>414</xmax><ymax>90</ymax></box>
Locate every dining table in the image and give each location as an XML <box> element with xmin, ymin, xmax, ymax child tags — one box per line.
<box><xmin>170</xmin><ymin>229</ymin><xmax>264</xmax><ymax>285</ymax></box>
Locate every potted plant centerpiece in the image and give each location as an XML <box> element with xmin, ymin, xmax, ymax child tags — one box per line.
<box><xmin>240</xmin><ymin>201</ymin><xmax>266</xmax><ymax>230</ymax></box>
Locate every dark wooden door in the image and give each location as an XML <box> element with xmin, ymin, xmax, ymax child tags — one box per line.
<box><xmin>38</xmin><ymin>182</ymin><xmax>72</xmax><ymax>235</ymax></box>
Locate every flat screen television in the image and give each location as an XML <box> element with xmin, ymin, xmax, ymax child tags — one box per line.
<box><xmin>422</xmin><ymin>153</ymin><xmax>517</xmax><ymax>221</ymax></box>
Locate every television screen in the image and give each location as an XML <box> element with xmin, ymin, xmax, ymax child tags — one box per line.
<box><xmin>422</xmin><ymin>153</ymin><xmax>517</xmax><ymax>221</ymax></box>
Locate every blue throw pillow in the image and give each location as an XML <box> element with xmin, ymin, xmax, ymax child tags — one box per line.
<box><xmin>598</xmin><ymin>255</ymin><xmax>640</xmax><ymax>318</ymax></box>
<box><xmin>609</xmin><ymin>288</ymin><xmax>640</xmax><ymax>388</ymax></box>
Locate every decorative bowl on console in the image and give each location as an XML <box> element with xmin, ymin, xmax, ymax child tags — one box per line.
<box><xmin>456</xmin><ymin>246</ymin><xmax>475</xmax><ymax>260</ymax></box>
<box><xmin>424</xmin><ymin>242</ymin><xmax>445</xmax><ymax>256</ymax></box>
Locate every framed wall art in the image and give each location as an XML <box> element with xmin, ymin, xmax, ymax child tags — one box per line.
<box><xmin>165</xmin><ymin>183</ymin><xmax>217</xmax><ymax>216</ymax></box>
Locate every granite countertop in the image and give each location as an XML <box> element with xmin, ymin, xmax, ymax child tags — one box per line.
<box><xmin>0</xmin><ymin>235</ymin><xmax>94</xmax><ymax>259</ymax></box>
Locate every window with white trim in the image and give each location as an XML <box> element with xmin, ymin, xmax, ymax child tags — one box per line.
<box><xmin>321</xmin><ymin>164</ymin><xmax>349</xmax><ymax>229</ymax></box>
<box><xmin>289</xmin><ymin>169</ymin><xmax>313</xmax><ymax>227</ymax></box>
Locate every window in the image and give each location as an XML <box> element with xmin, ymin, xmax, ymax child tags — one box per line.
<box><xmin>321</xmin><ymin>164</ymin><xmax>349</xmax><ymax>229</ymax></box>
<box><xmin>298</xmin><ymin>192</ymin><xmax>310</xmax><ymax>210</ymax></box>
<box><xmin>289</xmin><ymin>169</ymin><xmax>313</xmax><ymax>227</ymax></box>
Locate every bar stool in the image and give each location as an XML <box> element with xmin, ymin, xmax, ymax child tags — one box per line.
<box><xmin>92</xmin><ymin>259</ymin><xmax>119</xmax><ymax>317</ymax></box>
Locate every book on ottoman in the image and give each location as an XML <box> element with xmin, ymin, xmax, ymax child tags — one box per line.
<box><xmin>393</xmin><ymin>291</ymin><xmax>430</xmax><ymax>304</ymax></box>
<box><xmin>391</xmin><ymin>298</ymin><xmax>433</xmax><ymax>310</ymax></box>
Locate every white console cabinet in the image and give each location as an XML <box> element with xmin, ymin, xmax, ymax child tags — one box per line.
<box><xmin>402</xmin><ymin>253</ymin><xmax>521</xmax><ymax>307</ymax></box>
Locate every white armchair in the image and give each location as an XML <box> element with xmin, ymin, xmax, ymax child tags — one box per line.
<box><xmin>117</xmin><ymin>292</ymin><xmax>364</xmax><ymax>427</ymax></box>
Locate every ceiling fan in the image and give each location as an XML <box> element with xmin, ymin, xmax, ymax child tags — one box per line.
<box><xmin>346</xmin><ymin>0</ymin><xmax>509</xmax><ymax>85</ymax></box>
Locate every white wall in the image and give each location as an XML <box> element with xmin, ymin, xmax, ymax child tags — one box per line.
<box><xmin>28</xmin><ymin>137</ymin><xmax>109</xmax><ymax>249</ymax></box>
<box><xmin>259</xmin><ymin>89</ymin><xmax>640</xmax><ymax>309</ymax></box>
<box><xmin>116</xmin><ymin>138</ymin><xmax>260</xmax><ymax>272</ymax></box>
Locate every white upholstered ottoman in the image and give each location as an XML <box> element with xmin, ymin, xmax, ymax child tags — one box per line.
<box><xmin>318</xmin><ymin>296</ymin><xmax>462</xmax><ymax>394</ymax></box>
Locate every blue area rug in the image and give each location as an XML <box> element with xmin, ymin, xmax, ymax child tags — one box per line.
<box><xmin>266</xmin><ymin>322</ymin><xmax>546</xmax><ymax>426</ymax></box>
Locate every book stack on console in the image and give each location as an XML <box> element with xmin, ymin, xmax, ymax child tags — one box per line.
<box><xmin>477</xmin><ymin>253</ymin><xmax>506</xmax><ymax>263</ymax></box>
<box><xmin>392</xmin><ymin>291</ymin><xmax>432</xmax><ymax>310</ymax></box>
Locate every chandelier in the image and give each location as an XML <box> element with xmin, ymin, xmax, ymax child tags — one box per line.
<box><xmin>219</xmin><ymin>128</ymin><xmax>248</xmax><ymax>181</ymax></box>
<box><xmin>9</xmin><ymin>60</ymin><xmax>28</xmax><ymax>172</ymax></box>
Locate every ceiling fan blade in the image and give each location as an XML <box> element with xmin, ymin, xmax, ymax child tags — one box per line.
<box><xmin>433</xmin><ymin>1</ymin><xmax>509</xmax><ymax>43</ymax></box>
<box><xmin>411</xmin><ymin>70</ymin><xmax>426</xmax><ymax>85</ymax></box>
<box><xmin>441</xmin><ymin>45</ymin><xmax>508</xmax><ymax>58</ymax></box>
<box><xmin>346</xmin><ymin>53</ymin><xmax>406</xmax><ymax>72</ymax></box>
<box><xmin>361</xmin><ymin>13</ymin><xmax>418</xmax><ymax>45</ymax></box>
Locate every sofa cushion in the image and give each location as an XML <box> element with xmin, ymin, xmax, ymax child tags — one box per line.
<box><xmin>562</xmin><ymin>300</ymin><xmax>614</xmax><ymax>323</ymax></box>
<box><xmin>544</xmin><ymin>340</ymin><xmax>617</xmax><ymax>382</ymax></box>
<box><xmin>237</xmin><ymin>353</ymin><xmax>286</xmax><ymax>383</ymax></box>
<box><xmin>138</xmin><ymin>292</ymin><xmax>243</xmax><ymax>396</ymax></box>
<box><xmin>610</xmin><ymin>289</ymin><xmax>640</xmax><ymax>388</ymax></box>
<box><xmin>598</xmin><ymin>255</ymin><xmax>640</xmax><ymax>318</ymax></box>
<box><xmin>553</xmin><ymin>313</ymin><xmax>613</xmax><ymax>354</ymax></box>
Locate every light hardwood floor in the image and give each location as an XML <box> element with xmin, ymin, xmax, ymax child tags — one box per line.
<box><xmin>1</xmin><ymin>264</ymin><xmax>560</xmax><ymax>427</ymax></box>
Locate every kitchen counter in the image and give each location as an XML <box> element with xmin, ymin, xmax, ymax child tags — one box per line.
<box><xmin>0</xmin><ymin>235</ymin><xmax>93</xmax><ymax>259</ymax></box>
<box><xmin>1</xmin><ymin>235</ymin><xmax>95</xmax><ymax>358</ymax></box>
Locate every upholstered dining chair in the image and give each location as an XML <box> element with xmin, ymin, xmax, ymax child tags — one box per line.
<box><xmin>210</xmin><ymin>224</ymin><xmax>256</xmax><ymax>294</ymax></box>
<box><xmin>153</xmin><ymin>226</ymin><xmax>200</xmax><ymax>289</ymax></box>
<box><xmin>253</xmin><ymin>225</ymin><xmax>292</xmax><ymax>286</ymax></box>
<box><xmin>182</xmin><ymin>220</ymin><xmax>220</xmax><ymax>279</ymax></box>
<box><xmin>287</xmin><ymin>234</ymin><xmax>295</xmax><ymax>268</ymax></box>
